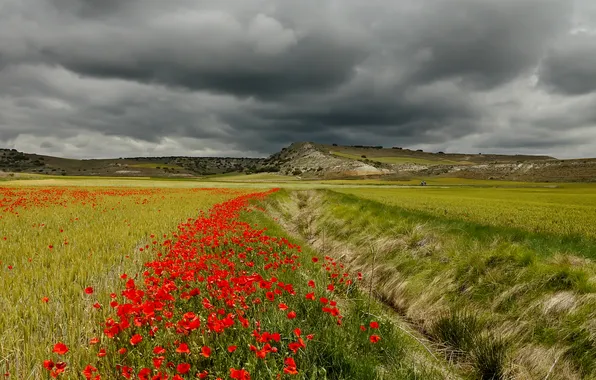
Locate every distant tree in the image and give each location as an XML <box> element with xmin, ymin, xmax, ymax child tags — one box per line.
<box><xmin>361</xmin><ymin>155</ymin><xmax>367</xmax><ymax>158</ymax></box>
<box><xmin>332</xmin><ymin>143</ymin><xmax>338</xmax><ymax>146</ymax></box>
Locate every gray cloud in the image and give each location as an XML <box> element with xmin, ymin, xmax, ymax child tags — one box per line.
<box><xmin>0</xmin><ymin>0</ymin><xmax>595</xmax><ymax>159</ymax></box>
<box><xmin>539</xmin><ymin>33</ymin><xmax>596</xmax><ymax>95</ymax></box>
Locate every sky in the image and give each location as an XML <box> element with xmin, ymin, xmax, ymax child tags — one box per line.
<box><xmin>1</xmin><ymin>0</ymin><xmax>596</xmax><ymax>159</ymax></box>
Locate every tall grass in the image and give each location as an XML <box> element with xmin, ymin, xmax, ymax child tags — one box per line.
<box><xmin>260</xmin><ymin>189</ymin><xmax>596</xmax><ymax>379</ymax></box>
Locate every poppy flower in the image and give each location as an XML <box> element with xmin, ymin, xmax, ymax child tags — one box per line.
<box><xmin>176</xmin><ymin>343</ymin><xmax>190</xmax><ymax>354</ymax></box>
<box><xmin>84</xmin><ymin>287</ymin><xmax>94</xmax><ymax>295</ymax></box>
<box><xmin>201</xmin><ymin>346</ymin><xmax>211</xmax><ymax>358</ymax></box>
<box><xmin>176</xmin><ymin>363</ymin><xmax>190</xmax><ymax>374</ymax></box>
<box><xmin>287</xmin><ymin>311</ymin><xmax>297</xmax><ymax>319</ymax></box>
<box><xmin>283</xmin><ymin>357</ymin><xmax>298</xmax><ymax>375</ymax></box>
<box><xmin>370</xmin><ymin>321</ymin><xmax>379</xmax><ymax>329</ymax></box>
<box><xmin>130</xmin><ymin>334</ymin><xmax>143</xmax><ymax>345</ymax></box>
<box><xmin>369</xmin><ymin>335</ymin><xmax>381</xmax><ymax>343</ymax></box>
<box><xmin>41</xmin><ymin>297</ymin><xmax>49</xmax><ymax>303</ymax></box>
<box><xmin>230</xmin><ymin>368</ymin><xmax>251</xmax><ymax>380</ymax></box>
<box><xmin>53</xmin><ymin>342</ymin><xmax>68</xmax><ymax>355</ymax></box>
<box><xmin>227</xmin><ymin>345</ymin><xmax>237</xmax><ymax>353</ymax></box>
<box><xmin>153</xmin><ymin>346</ymin><xmax>166</xmax><ymax>355</ymax></box>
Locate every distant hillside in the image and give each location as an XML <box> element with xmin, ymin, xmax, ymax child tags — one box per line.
<box><xmin>0</xmin><ymin>148</ymin><xmax>270</xmax><ymax>177</ymax></box>
<box><xmin>2</xmin><ymin>143</ymin><xmax>596</xmax><ymax>182</ymax></box>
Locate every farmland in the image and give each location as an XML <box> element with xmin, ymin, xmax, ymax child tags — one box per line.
<box><xmin>0</xmin><ymin>182</ymin><xmax>446</xmax><ymax>379</ymax></box>
<box><xmin>262</xmin><ymin>184</ymin><xmax>596</xmax><ymax>379</ymax></box>
<box><xmin>2</xmin><ymin>177</ymin><xmax>596</xmax><ymax>379</ymax></box>
<box><xmin>335</xmin><ymin>185</ymin><xmax>596</xmax><ymax>239</ymax></box>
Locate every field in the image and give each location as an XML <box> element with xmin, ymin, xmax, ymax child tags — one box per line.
<box><xmin>2</xmin><ymin>177</ymin><xmax>596</xmax><ymax>379</ymax></box>
<box><xmin>0</xmin><ymin>181</ymin><xmax>446</xmax><ymax>379</ymax></box>
<box><xmin>262</xmin><ymin>184</ymin><xmax>596</xmax><ymax>379</ymax></box>
<box><xmin>335</xmin><ymin>185</ymin><xmax>596</xmax><ymax>239</ymax></box>
<box><xmin>329</xmin><ymin>151</ymin><xmax>465</xmax><ymax>166</ymax></box>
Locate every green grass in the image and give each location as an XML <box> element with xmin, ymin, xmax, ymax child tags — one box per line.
<box><xmin>259</xmin><ymin>189</ymin><xmax>596</xmax><ymax>379</ymax></box>
<box><xmin>240</xmin><ymin>203</ymin><xmax>458</xmax><ymax>379</ymax></box>
<box><xmin>335</xmin><ymin>186</ymin><xmax>596</xmax><ymax>239</ymax></box>
<box><xmin>330</xmin><ymin>151</ymin><xmax>466</xmax><ymax>165</ymax></box>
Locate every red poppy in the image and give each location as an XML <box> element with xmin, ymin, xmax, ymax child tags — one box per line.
<box><xmin>370</xmin><ymin>321</ymin><xmax>379</xmax><ymax>329</ymax></box>
<box><xmin>283</xmin><ymin>357</ymin><xmax>298</xmax><ymax>375</ymax></box>
<box><xmin>175</xmin><ymin>343</ymin><xmax>190</xmax><ymax>354</ymax></box>
<box><xmin>129</xmin><ymin>334</ymin><xmax>142</xmax><ymax>345</ymax></box>
<box><xmin>287</xmin><ymin>311</ymin><xmax>297</xmax><ymax>319</ymax></box>
<box><xmin>201</xmin><ymin>346</ymin><xmax>211</xmax><ymax>358</ymax></box>
<box><xmin>369</xmin><ymin>335</ymin><xmax>381</xmax><ymax>343</ymax></box>
<box><xmin>84</xmin><ymin>287</ymin><xmax>94</xmax><ymax>295</ymax></box>
<box><xmin>176</xmin><ymin>363</ymin><xmax>190</xmax><ymax>374</ymax></box>
<box><xmin>52</xmin><ymin>342</ymin><xmax>68</xmax><ymax>355</ymax></box>
<box><xmin>228</xmin><ymin>345</ymin><xmax>237</xmax><ymax>353</ymax></box>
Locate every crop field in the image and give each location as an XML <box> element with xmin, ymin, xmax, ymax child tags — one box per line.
<box><xmin>261</xmin><ymin>187</ymin><xmax>596</xmax><ymax>379</ymax></box>
<box><xmin>0</xmin><ymin>183</ymin><xmax>443</xmax><ymax>379</ymax></box>
<box><xmin>335</xmin><ymin>185</ymin><xmax>596</xmax><ymax>238</ymax></box>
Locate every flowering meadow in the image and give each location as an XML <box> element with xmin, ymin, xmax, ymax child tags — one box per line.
<box><xmin>1</xmin><ymin>185</ymin><xmax>439</xmax><ymax>379</ymax></box>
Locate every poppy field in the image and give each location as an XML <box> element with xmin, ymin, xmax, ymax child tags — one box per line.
<box><xmin>0</xmin><ymin>184</ymin><xmax>442</xmax><ymax>379</ymax></box>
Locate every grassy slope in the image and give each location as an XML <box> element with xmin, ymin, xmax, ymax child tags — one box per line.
<box><xmin>330</xmin><ymin>151</ymin><xmax>466</xmax><ymax>166</ymax></box>
<box><xmin>261</xmin><ymin>189</ymin><xmax>596</xmax><ymax>380</ymax></box>
<box><xmin>239</xmin><ymin>206</ymin><xmax>459</xmax><ymax>380</ymax></box>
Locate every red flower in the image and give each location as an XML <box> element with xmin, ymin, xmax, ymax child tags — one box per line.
<box><xmin>278</xmin><ymin>303</ymin><xmax>288</xmax><ymax>311</ymax></box>
<box><xmin>176</xmin><ymin>363</ymin><xmax>190</xmax><ymax>374</ymax></box>
<box><xmin>84</xmin><ymin>287</ymin><xmax>94</xmax><ymax>295</ymax></box>
<box><xmin>201</xmin><ymin>346</ymin><xmax>211</xmax><ymax>358</ymax></box>
<box><xmin>287</xmin><ymin>311</ymin><xmax>297</xmax><ymax>319</ymax></box>
<box><xmin>369</xmin><ymin>335</ymin><xmax>381</xmax><ymax>343</ymax></box>
<box><xmin>97</xmin><ymin>348</ymin><xmax>106</xmax><ymax>357</ymax></box>
<box><xmin>118</xmin><ymin>347</ymin><xmax>127</xmax><ymax>355</ymax></box>
<box><xmin>41</xmin><ymin>297</ymin><xmax>49</xmax><ymax>303</ymax></box>
<box><xmin>370</xmin><ymin>321</ymin><xmax>379</xmax><ymax>329</ymax></box>
<box><xmin>230</xmin><ymin>368</ymin><xmax>251</xmax><ymax>380</ymax></box>
<box><xmin>227</xmin><ymin>345</ymin><xmax>237</xmax><ymax>353</ymax></box>
<box><xmin>82</xmin><ymin>364</ymin><xmax>97</xmax><ymax>379</ymax></box>
<box><xmin>283</xmin><ymin>357</ymin><xmax>298</xmax><ymax>375</ymax></box>
<box><xmin>305</xmin><ymin>292</ymin><xmax>315</xmax><ymax>300</ymax></box>
<box><xmin>130</xmin><ymin>334</ymin><xmax>143</xmax><ymax>345</ymax></box>
<box><xmin>53</xmin><ymin>342</ymin><xmax>68</xmax><ymax>355</ymax></box>
<box><xmin>175</xmin><ymin>343</ymin><xmax>190</xmax><ymax>354</ymax></box>
<box><xmin>43</xmin><ymin>360</ymin><xmax>55</xmax><ymax>371</ymax></box>
<box><xmin>153</xmin><ymin>346</ymin><xmax>166</xmax><ymax>355</ymax></box>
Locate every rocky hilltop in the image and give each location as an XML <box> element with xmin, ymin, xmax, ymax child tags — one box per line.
<box><xmin>2</xmin><ymin>143</ymin><xmax>595</xmax><ymax>182</ymax></box>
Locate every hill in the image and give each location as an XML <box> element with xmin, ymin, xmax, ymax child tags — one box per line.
<box><xmin>2</xmin><ymin>143</ymin><xmax>596</xmax><ymax>182</ymax></box>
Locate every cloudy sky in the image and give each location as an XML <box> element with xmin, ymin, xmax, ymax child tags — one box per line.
<box><xmin>1</xmin><ymin>0</ymin><xmax>596</xmax><ymax>159</ymax></box>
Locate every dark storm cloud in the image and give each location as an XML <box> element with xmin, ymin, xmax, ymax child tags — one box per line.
<box><xmin>403</xmin><ymin>0</ymin><xmax>571</xmax><ymax>89</ymax></box>
<box><xmin>539</xmin><ymin>33</ymin><xmax>596</xmax><ymax>95</ymax></box>
<box><xmin>0</xmin><ymin>0</ymin><xmax>595</xmax><ymax>159</ymax></box>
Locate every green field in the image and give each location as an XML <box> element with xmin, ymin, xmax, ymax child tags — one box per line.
<box><xmin>330</xmin><ymin>151</ymin><xmax>467</xmax><ymax>165</ymax></box>
<box><xmin>335</xmin><ymin>185</ymin><xmax>596</xmax><ymax>238</ymax></box>
<box><xmin>2</xmin><ymin>175</ymin><xmax>596</xmax><ymax>379</ymax></box>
